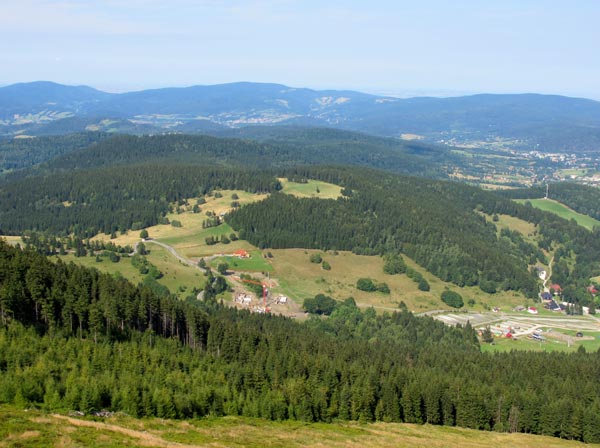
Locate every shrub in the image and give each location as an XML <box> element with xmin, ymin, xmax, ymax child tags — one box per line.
<box><xmin>309</xmin><ymin>253</ymin><xmax>322</xmax><ymax>264</ymax></box>
<box><xmin>303</xmin><ymin>294</ymin><xmax>337</xmax><ymax>315</ymax></box>
<box><xmin>383</xmin><ymin>254</ymin><xmax>406</xmax><ymax>275</ymax></box>
<box><xmin>356</xmin><ymin>278</ymin><xmax>376</xmax><ymax>292</ymax></box>
<box><xmin>376</xmin><ymin>282</ymin><xmax>390</xmax><ymax>294</ymax></box>
<box><xmin>441</xmin><ymin>290</ymin><xmax>464</xmax><ymax>308</ymax></box>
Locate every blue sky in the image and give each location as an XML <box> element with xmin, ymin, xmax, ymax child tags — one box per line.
<box><xmin>1</xmin><ymin>0</ymin><xmax>599</xmax><ymax>98</ymax></box>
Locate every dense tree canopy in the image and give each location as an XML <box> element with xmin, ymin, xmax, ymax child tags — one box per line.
<box><xmin>1</xmin><ymin>240</ymin><xmax>600</xmax><ymax>443</ymax></box>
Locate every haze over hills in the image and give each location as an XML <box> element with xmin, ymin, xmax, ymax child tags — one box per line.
<box><xmin>2</xmin><ymin>81</ymin><xmax>600</xmax><ymax>152</ymax></box>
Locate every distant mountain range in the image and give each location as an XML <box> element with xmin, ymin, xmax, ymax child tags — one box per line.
<box><xmin>2</xmin><ymin>81</ymin><xmax>600</xmax><ymax>152</ymax></box>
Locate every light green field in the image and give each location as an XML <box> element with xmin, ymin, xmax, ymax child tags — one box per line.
<box><xmin>279</xmin><ymin>178</ymin><xmax>343</xmax><ymax>199</ymax></box>
<box><xmin>0</xmin><ymin>406</ymin><xmax>594</xmax><ymax>448</ymax></box>
<box><xmin>144</xmin><ymin>245</ymin><xmax>205</xmax><ymax>296</ymax></box>
<box><xmin>49</xmin><ymin>253</ymin><xmax>145</xmax><ymax>285</ymax></box>
<box><xmin>481</xmin><ymin>331</ymin><xmax>600</xmax><ymax>353</ymax></box>
<box><xmin>209</xmin><ymin>250</ymin><xmax>273</xmax><ymax>272</ymax></box>
<box><xmin>516</xmin><ymin>198</ymin><xmax>600</xmax><ymax>230</ymax></box>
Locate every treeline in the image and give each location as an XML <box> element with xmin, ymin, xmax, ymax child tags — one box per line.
<box><xmin>0</xmin><ymin>165</ymin><xmax>280</xmax><ymax>237</ymax></box>
<box><xmin>501</xmin><ymin>182</ymin><xmax>600</xmax><ymax>222</ymax></box>
<box><xmin>2</xmin><ymin>241</ymin><xmax>600</xmax><ymax>442</ymax></box>
<box><xmin>7</xmin><ymin>131</ymin><xmax>455</xmax><ymax>180</ymax></box>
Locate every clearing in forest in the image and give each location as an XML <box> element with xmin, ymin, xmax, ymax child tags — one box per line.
<box><xmin>515</xmin><ymin>198</ymin><xmax>600</xmax><ymax>230</ymax></box>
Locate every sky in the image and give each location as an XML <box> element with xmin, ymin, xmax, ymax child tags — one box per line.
<box><xmin>1</xmin><ymin>0</ymin><xmax>599</xmax><ymax>98</ymax></box>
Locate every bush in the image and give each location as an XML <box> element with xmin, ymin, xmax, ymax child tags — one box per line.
<box><xmin>376</xmin><ymin>282</ymin><xmax>390</xmax><ymax>294</ymax></box>
<box><xmin>309</xmin><ymin>253</ymin><xmax>322</xmax><ymax>264</ymax></box>
<box><xmin>322</xmin><ymin>261</ymin><xmax>331</xmax><ymax>271</ymax></box>
<box><xmin>441</xmin><ymin>290</ymin><xmax>464</xmax><ymax>308</ymax></box>
<box><xmin>217</xmin><ymin>262</ymin><xmax>229</xmax><ymax>275</ymax></box>
<box><xmin>140</xmin><ymin>229</ymin><xmax>149</xmax><ymax>239</ymax></box>
<box><xmin>383</xmin><ymin>254</ymin><xmax>406</xmax><ymax>275</ymax></box>
<box><xmin>418</xmin><ymin>278</ymin><xmax>430</xmax><ymax>291</ymax></box>
<box><xmin>480</xmin><ymin>280</ymin><xmax>497</xmax><ymax>294</ymax></box>
<box><xmin>303</xmin><ymin>294</ymin><xmax>337</xmax><ymax>315</ymax></box>
<box><xmin>171</xmin><ymin>220</ymin><xmax>182</xmax><ymax>228</ymax></box>
<box><xmin>356</xmin><ymin>278</ymin><xmax>376</xmax><ymax>292</ymax></box>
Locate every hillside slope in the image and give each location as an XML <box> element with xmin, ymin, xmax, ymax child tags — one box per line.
<box><xmin>2</xmin><ymin>82</ymin><xmax>600</xmax><ymax>151</ymax></box>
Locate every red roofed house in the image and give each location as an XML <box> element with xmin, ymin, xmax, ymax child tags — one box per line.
<box><xmin>233</xmin><ymin>249</ymin><xmax>250</xmax><ymax>259</ymax></box>
<box><xmin>550</xmin><ymin>284</ymin><xmax>562</xmax><ymax>294</ymax></box>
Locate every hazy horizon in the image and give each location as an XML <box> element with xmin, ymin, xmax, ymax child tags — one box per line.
<box><xmin>2</xmin><ymin>79</ymin><xmax>600</xmax><ymax>102</ymax></box>
<box><xmin>1</xmin><ymin>1</ymin><xmax>599</xmax><ymax>100</ymax></box>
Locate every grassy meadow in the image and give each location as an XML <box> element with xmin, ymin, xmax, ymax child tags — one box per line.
<box><xmin>1</xmin><ymin>406</ymin><xmax>596</xmax><ymax>448</ymax></box>
<box><xmin>515</xmin><ymin>198</ymin><xmax>600</xmax><ymax>230</ymax></box>
<box><xmin>49</xmin><ymin>245</ymin><xmax>205</xmax><ymax>299</ymax></box>
<box><xmin>279</xmin><ymin>178</ymin><xmax>343</xmax><ymax>199</ymax></box>
<box><xmin>268</xmin><ymin>249</ymin><xmax>526</xmax><ymax>313</ymax></box>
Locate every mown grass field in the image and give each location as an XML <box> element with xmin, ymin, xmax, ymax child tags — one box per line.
<box><xmin>279</xmin><ymin>178</ymin><xmax>343</xmax><ymax>199</ymax></box>
<box><xmin>481</xmin><ymin>332</ymin><xmax>600</xmax><ymax>354</ymax></box>
<box><xmin>209</xmin><ymin>250</ymin><xmax>273</xmax><ymax>272</ymax></box>
<box><xmin>515</xmin><ymin>198</ymin><xmax>600</xmax><ymax>230</ymax></box>
<box><xmin>0</xmin><ymin>406</ymin><xmax>595</xmax><ymax>448</ymax></box>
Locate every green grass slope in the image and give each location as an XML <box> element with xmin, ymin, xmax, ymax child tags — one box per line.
<box><xmin>515</xmin><ymin>198</ymin><xmax>600</xmax><ymax>230</ymax></box>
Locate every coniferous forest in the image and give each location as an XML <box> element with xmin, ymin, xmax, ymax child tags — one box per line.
<box><xmin>2</xmin><ymin>240</ymin><xmax>600</xmax><ymax>442</ymax></box>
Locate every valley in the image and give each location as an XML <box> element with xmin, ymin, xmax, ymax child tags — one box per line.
<box><xmin>2</xmin><ymin>88</ymin><xmax>600</xmax><ymax>447</ymax></box>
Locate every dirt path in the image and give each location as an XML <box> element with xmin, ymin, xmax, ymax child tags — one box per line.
<box><xmin>51</xmin><ymin>414</ymin><xmax>202</xmax><ymax>448</ymax></box>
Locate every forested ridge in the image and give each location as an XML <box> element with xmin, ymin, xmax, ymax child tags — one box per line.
<box><xmin>0</xmin><ymin>132</ymin><xmax>108</xmax><ymax>173</ymax></box>
<box><xmin>1</xmin><ymin>241</ymin><xmax>600</xmax><ymax>442</ymax></box>
<box><xmin>1</xmin><ymin>131</ymin><xmax>456</xmax><ymax>181</ymax></box>
<box><xmin>0</xmin><ymin>165</ymin><xmax>280</xmax><ymax>237</ymax></box>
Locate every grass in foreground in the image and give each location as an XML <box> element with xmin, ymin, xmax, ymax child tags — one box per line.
<box><xmin>0</xmin><ymin>406</ymin><xmax>596</xmax><ymax>448</ymax></box>
<box><xmin>515</xmin><ymin>198</ymin><xmax>600</xmax><ymax>230</ymax></box>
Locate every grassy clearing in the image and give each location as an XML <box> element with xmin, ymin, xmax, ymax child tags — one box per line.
<box><xmin>49</xmin><ymin>253</ymin><xmax>145</xmax><ymax>285</ymax></box>
<box><xmin>90</xmin><ymin>190</ymin><xmax>268</xmax><ymax>249</ymax></box>
<box><xmin>268</xmin><ymin>249</ymin><xmax>527</xmax><ymax>313</ymax></box>
<box><xmin>0</xmin><ymin>236</ymin><xmax>23</xmax><ymax>246</ymax></box>
<box><xmin>50</xmin><ymin>246</ymin><xmax>204</xmax><ymax>299</ymax></box>
<box><xmin>144</xmin><ymin>245</ymin><xmax>205</xmax><ymax>297</ymax></box>
<box><xmin>515</xmin><ymin>198</ymin><xmax>600</xmax><ymax>230</ymax></box>
<box><xmin>0</xmin><ymin>406</ymin><xmax>594</xmax><ymax>448</ymax></box>
<box><xmin>490</xmin><ymin>213</ymin><xmax>537</xmax><ymax>238</ymax></box>
<box><xmin>279</xmin><ymin>178</ymin><xmax>343</xmax><ymax>199</ymax></box>
<box><xmin>209</xmin><ymin>250</ymin><xmax>273</xmax><ymax>272</ymax></box>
